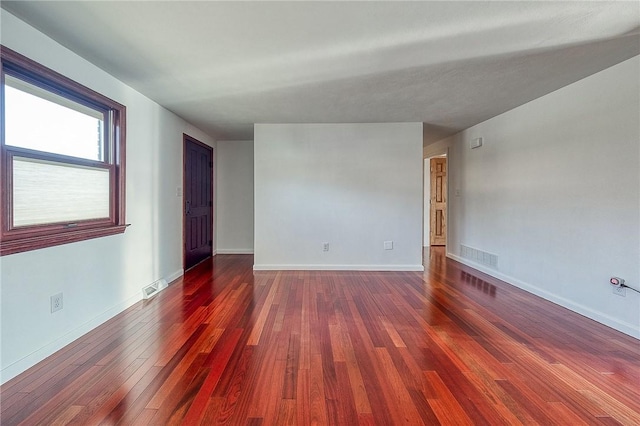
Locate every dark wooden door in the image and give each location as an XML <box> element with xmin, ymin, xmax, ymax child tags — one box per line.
<box><xmin>184</xmin><ymin>135</ymin><xmax>213</xmax><ymax>270</ymax></box>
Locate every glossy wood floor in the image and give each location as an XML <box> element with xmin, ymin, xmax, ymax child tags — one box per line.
<box><xmin>2</xmin><ymin>248</ymin><xmax>639</xmax><ymax>425</ymax></box>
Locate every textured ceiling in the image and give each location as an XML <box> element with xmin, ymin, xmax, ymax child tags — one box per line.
<box><xmin>2</xmin><ymin>1</ymin><xmax>639</xmax><ymax>144</ymax></box>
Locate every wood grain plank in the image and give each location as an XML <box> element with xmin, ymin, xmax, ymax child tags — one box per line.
<box><xmin>1</xmin><ymin>251</ymin><xmax>639</xmax><ymax>425</ymax></box>
<box><xmin>425</xmin><ymin>371</ymin><xmax>474</xmax><ymax>426</ymax></box>
<box><xmin>179</xmin><ymin>327</ymin><xmax>243</xmax><ymax>424</ymax></box>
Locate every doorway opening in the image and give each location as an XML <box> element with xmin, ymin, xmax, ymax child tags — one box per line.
<box><xmin>424</xmin><ymin>154</ymin><xmax>447</xmax><ymax>250</ymax></box>
<box><xmin>183</xmin><ymin>134</ymin><xmax>214</xmax><ymax>271</ymax></box>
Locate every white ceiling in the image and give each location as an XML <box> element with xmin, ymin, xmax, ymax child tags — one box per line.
<box><xmin>2</xmin><ymin>1</ymin><xmax>639</xmax><ymax>144</ymax></box>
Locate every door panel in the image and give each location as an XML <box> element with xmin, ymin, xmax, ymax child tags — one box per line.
<box><xmin>430</xmin><ymin>157</ymin><xmax>447</xmax><ymax>246</ymax></box>
<box><xmin>184</xmin><ymin>136</ymin><xmax>213</xmax><ymax>270</ymax></box>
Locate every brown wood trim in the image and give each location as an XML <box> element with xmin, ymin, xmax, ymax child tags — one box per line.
<box><xmin>3</xmin><ymin>150</ymin><xmax>116</xmax><ymax>236</ymax></box>
<box><xmin>0</xmin><ymin>46</ymin><xmax>125</xmax><ymax>112</ymax></box>
<box><xmin>1</xmin><ymin>55</ymin><xmax>7</xmax><ymax>249</ymax></box>
<box><xmin>115</xmin><ymin>108</ymin><xmax>126</xmax><ymax>227</ymax></box>
<box><xmin>0</xmin><ymin>45</ymin><xmax>127</xmax><ymax>256</ymax></box>
<box><xmin>3</xmin><ymin>217</ymin><xmax>115</xmax><ymax>239</ymax></box>
<box><xmin>5</xmin><ymin>146</ymin><xmax>113</xmax><ymax>168</ymax></box>
<box><xmin>0</xmin><ymin>224</ymin><xmax>128</xmax><ymax>256</ymax></box>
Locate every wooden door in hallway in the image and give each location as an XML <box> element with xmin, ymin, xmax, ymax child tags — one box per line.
<box><xmin>429</xmin><ymin>157</ymin><xmax>447</xmax><ymax>246</ymax></box>
<box><xmin>184</xmin><ymin>135</ymin><xmax>213</xmax><ymax>270</ymax></box>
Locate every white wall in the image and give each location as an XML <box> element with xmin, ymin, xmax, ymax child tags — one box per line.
<box><xmin>0</xmin><ymin>10</ymin><xmax>216</xmax><ymax>383</ymax></box>
<box><xmin>216</xmin><ymin>140</ymin><xmax>254</xmax><ymax>253</ymax></box>
<box><xmin>254</xmin><ymin>123</ymin><xmax>423</xmax><ymax>271</ymax></box>
<box><xmin>444</xmin><ymin>56</ymin><xmax>640</xmax><ymax>337</ymax></box>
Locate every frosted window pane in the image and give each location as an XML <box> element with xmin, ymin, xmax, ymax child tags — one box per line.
<box><xmin>12</xmin><ymin>157</ymin><xmax>110</xmax><ymax>227</ymax></box>
<box><xmin>4</xmin><ymin>75</ymin><xmax>104</xmax><ymax>161</ymax></box>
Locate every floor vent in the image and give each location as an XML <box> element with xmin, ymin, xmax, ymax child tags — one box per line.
<box><xmin>460</xmin><ymin>245</ymin><xmax>498</xmax><ymax>269</ymax></box>
<box><xmin>142</xmin><ymin>279</ymin><xmax>168</xmax><ymax>300</ymax></box>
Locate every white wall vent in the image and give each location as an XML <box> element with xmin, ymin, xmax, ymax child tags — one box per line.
<box><xmin>460</xmin><ymin>244</ymin><xmax>498</xmax><ymax>269</ymax></box>
<box><xmin>142</xmin><ymin>278</ymin><xmax>168</xmax><ymax>299</ymax></box>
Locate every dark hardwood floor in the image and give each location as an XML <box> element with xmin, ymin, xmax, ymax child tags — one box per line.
<box><xmin>1</xmin><ymin>248</ymin><xmax>639</xmax><ymax>425</ymax></box>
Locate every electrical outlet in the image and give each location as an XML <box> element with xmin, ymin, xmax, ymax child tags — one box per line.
<box><xmin>322</xmin><ymin>242</ymin><xmax>329</xmax><ymax>252</ymax></box>
<box><xmin>51</xmin><ymin>293</ymin><xmax>63</xmax><ymax>312</ymax></box>
<box><xmin>612</xmin><ymin>286</ymin><xmax>626</xmax><ymax>297</ymax></box>
<box><xmin>384</xmin><ymin>241</ymin><xmax>393</xmax><ymax>250</ymax></box>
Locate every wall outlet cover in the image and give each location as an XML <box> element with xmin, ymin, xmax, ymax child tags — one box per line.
<box><xmin>612</xmin><ymin>286</ymin><xmax>626</xmax><ymax>297</ymax></box>
<box><xmin>51</xmin><ymin>293</ymin><xmax>63</xmax><ymax>313</ymax></box>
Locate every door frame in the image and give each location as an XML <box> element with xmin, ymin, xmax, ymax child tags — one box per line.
<box><xmin>183</xmin><ymin>134</ymin><xmax>214</xmax><ymax>271</ymax></box>
<box><xmin>429</xmin><ymin>156</ymin><xmax>447</xmax><ymax>246</ymax></box>
<box><xmin>423</xmin><ymin>147</ymin><xmax>450</xmax><ymax>251</ymax></box>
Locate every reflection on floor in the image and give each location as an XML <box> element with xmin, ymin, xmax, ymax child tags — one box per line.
<box><xmin>2</xmin><ymin>249</ymin><xmax>639</xmax><ymax>425</ymax></box>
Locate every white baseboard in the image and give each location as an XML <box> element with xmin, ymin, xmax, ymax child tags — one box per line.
<box><xmin>165</xmin><ymin>268</ymin><xmax>184</xmax><ymax>283</ymax></box>
<box><xmin>253</xmin><ymin>264</ymin><xmax>424</xmax><ymax>271</ymax></box>
<box><xmin>217</xmin><ymin>249</ymin><xmax>254</xmax><ymax>254</ymax></box>
<box><xmin>0</xmin><ymin>291</ymin><xmax>141</xmax><ymax>384</ymax></box>
<box><xmin>447</xmin><ymin>253</ymin><xmax>640</xmax><ymax>339</ymax></box>
<box><xmin>0</xmin><ymin>268</ymin><xmax>185</xmax><ymax>385</ymax></box>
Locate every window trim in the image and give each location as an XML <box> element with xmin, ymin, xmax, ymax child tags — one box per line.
<box><xmin>0</xmin><ymin>45</ymin><xmax>127</xmax><ymax>256</ymax></box>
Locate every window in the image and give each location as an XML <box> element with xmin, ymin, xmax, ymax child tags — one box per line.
<box><xmin>1</xmin><ymin>46</ymin><xmax>127</xmax><ymax>256</ymax></box>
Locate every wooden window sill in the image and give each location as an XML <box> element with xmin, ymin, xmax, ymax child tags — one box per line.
<box><xmin>0</xmin><ymin>224</ymin><xmax>129</xmax><ymax>256</ymax></box>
